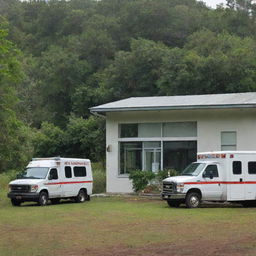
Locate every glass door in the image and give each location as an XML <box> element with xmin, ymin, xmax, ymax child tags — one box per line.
<box><xmin>143</xmin><ymin>142</ymin><xmax>161</xmax><ymax>172</ymax></box>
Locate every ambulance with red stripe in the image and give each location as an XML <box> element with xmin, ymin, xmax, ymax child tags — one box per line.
<box><xmin>162</xmin><ymin>151</ymin><xmax>256</xmax><ymax>208</ymax></box>
<box><xmin>8</xmin><ymin>157</ymin><xmax>93</xmax><ymax>206</ymax></box>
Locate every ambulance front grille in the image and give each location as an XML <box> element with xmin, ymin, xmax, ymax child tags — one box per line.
<box><xmin>162</xmin><ymin>182</ymin><xmax>176</xmax><ymax>193</ymax></box>
<box><xmin>10</xmin><ymin>185</ymin><xmax>30</xmax><ymax>193</ymax></box>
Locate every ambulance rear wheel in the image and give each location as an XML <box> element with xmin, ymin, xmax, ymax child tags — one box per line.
<box><xmin>185</xmin><ymin>192</ymin><xmax>201</xmax><ymax>208</ymax></box>
<box><xmin>241</xmin><ymin>201</ymin><xmax>256</xmax><ymax>207</ymax></box>
<box><xmin>167</xmin><ymin>200</ymin><xmax>181</xmax><ymax>208</ymax></box>
<box><xmin>76</xmin><ymin>189</ymin><xmax>87</xmax><ymax>203</ymax></box>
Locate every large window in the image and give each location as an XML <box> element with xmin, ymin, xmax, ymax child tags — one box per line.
<box><xmin>163</xmin><ymin>122</ymin><xmax>197</xmax><ymax>137</ymax></box>
<box><xmin>119</xmin><ymin>122</ymin><xmax>197</xmax><ymax>175</ymax></box>
<box><xmin>221</xmin><ymin>131</ymin><xmax>237</xmax><ymax>150</ymax></box>
<box><xmin>119</xmin><ymin>122</ymin><xmax>197</xmax><ymax>138</ymax></box>
<box><xmin>120</xmin><ymin>142</ymin><xmax>142</xmax><ymax>174</ymax></box>
<box><xmin>120</xmin><ymin>124</ymin><xmax>138</xmax><ymax>138</ymax></box>
<box><xmin>163</xmin><ymin>141</ymin><xmax>197</xmax><ymax>172</ymax></box>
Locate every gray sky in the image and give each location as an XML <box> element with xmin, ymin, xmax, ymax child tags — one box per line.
<box><xmin>201</xmin><ymin>0</ymin><xmax>226</xmax><ymax>8</ymax></box>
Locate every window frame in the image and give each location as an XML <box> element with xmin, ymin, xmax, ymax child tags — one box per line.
<box><xmin>118</xmin><ymin>122</ymin><xmax>198</xmax><ymax>176</ymax></box>
<box><xmin>221</xmin><ymin>131</ymin><xmax>237</xmax><ymax>151</ymax></box>
<box><xmin>73</xmin><ymin>166</ymin><xmax>87</xmax><ymax>177</ymax></box>
<box><xmin>248</xmin><ymin>162</ymin><xmax>256</xmax><ymax>175</ymax></box>
<box><xmin>233</xmin><ymin>161</ymin><xmax>242</xmax><ymax>175</ymax></box>
<box><xmin>202</xmin><ymin>164</ymin><xmax>219</xmax><ymax>178</ymax></box>
<box><xmin>49</xmin><ymin>168</ymin><xmax>58</xmax><ymax>180</ymax></box>
<box><xmin>65</xmin><ymin>166</ymin><xmax>72</xmax><ymax>178</ymax></box>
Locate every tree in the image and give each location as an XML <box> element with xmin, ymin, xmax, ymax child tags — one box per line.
<box><xmin>29</xmin><ymin>45</ymin><xmax>92</xmax><ymax>127</ymax></box>
<box><xmin>99</xmin><ymin>38</ymin><xmax>170</xmax><ymax>101</ymax></box>
<box><xmin>158</xmin><ymin>29</ymin><xmax>256</xmax><ymax>95</ymax></box>
<box><xmin>64</xmin><ymin>115</ymin><xmax>105</xmax><ymax>162</ymax></box>
<box><xmin>0</xmin><ymin>18</ymin><xmax>33</xmax><ymax>172</ymax></box>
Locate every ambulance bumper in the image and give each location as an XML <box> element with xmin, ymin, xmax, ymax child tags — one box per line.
<box><xmin>161</xmin><ymin>192</ymin><xmax>186</xmax><ymax>200</ymax></box>
<box><xmin>7</xmin><ymin>192</ymin><xmax>40</xmax><ymax>201</ymax></box>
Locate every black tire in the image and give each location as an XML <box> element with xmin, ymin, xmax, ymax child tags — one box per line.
<box><xmin>185</xmin><ymin>192</ymin><xmax>201</xmax><ymax>208</ymax></box>
<box><xmin>11</xmin><ymin>199</ymin><xmax>21</xmax><ymax>206</ymax></box>
<box><xmin>51</xmin><ymin>198</ymin><xmax>60</xmax><ymax>205</ymax></box>
<box><xmin>241</xmin><ymin>201</ymin><xmax>256</xmax><ymax>207</ymax></box>
<box><xmin>75</xmin><ymin>189</ymin><xmax>87</xmax><ymax>203</ymax></box>
<box><xmin>38</xmin><ymin>191</ymin><xmax>48</xmax><ymax>206</ymax></box>
<box><xmin>86</xmin><ymin>195</ymin><xmax>90</xmax><ymax>201</ymax></box>
<box><xmin>167</xmin><ymin>200</ymin><xmax>181</xmax><ymax>208</ymax></box>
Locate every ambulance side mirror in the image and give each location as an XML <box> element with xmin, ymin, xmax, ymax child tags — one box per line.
<box><xmin>209</xmin><ymin>171</ymin><xmax>213</xmax><ymax>179</ymax></box>
<box><xmin>48</xmin><ymin>174</ymin><xmax>53</xmax><ymax>180</ymax></box>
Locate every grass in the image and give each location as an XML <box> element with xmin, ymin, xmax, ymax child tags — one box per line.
<box><xmin>1</xmin><ymin>189</ymin><xmax>256</xmax><ymax>256</ymax></box>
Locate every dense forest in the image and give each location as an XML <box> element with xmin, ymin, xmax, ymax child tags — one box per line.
<box><xmin>0</xmin><ymin>0</ymin><xmax>256</xmax><ymax>173</ymax></box>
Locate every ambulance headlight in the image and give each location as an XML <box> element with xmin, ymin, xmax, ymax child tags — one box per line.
<box><xmin>30</xmin><ymin>185</ymin><xmax>38</xmax><ymax>192</ymax></box>
<box><xmin>176</xmin><ymin>183</ymin><xmax>184</xmax><ymax>192</ymax></box>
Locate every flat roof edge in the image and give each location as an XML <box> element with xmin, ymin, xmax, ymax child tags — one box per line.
<box><xmin>90</xmin><ymin>104</ymin><xmax>256</xmax><ymax>114</ymax></box>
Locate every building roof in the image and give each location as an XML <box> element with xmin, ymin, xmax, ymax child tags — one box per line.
<box><xmin>90</xmin><ymin>92</ymin><xmax>256</xmax><ymax>115</ymax></box>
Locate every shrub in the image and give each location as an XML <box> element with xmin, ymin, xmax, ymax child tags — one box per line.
<box><xmin>156</xmin><ymin>169</ymin><xmax>178</xmax><ymax>182</ymax></box>
<box><xmin>92</xmin><ymin>163</ymin><xmax>106</xmax><ymax>194</ymax></box>
<box><xmin>0</xmin><ymin>170</ymin><xmax>19</xmax><ymax>191</ymax></box>
<box><xmin>129</xmin><ymin>170</ymin><xmax>156</xmax><ymax>193</ymax></box>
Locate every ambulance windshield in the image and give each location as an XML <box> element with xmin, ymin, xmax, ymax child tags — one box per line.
<box><xmin>182</xmin><ymin>163</ymin><xmax>206</xmax><ymax>176</ymax></box>
<box><xmin>17</xmin><ymin>167</ymin><xmax>49</xmax><ymax>179</ymax></box>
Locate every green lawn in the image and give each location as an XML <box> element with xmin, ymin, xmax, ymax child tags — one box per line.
<box><xmin>1</xmin><ymin>190</ymin><xmax>256</xmax><ymax>256</ymax></box>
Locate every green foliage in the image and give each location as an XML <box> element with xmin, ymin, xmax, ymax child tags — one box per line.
<box><xmin>1</xmin><ymin>0</ymin><xmax>256</xmax><ymax>174</ymax></box>
<box><xmin>32</xmin><ymin>116</ymin><xmax>105</xmax><ymax>162</ymax></box>
<box><xmin>64</xmin><ymin>115</ymin><xmax>105</xmax><ymax>161</ymax></box>
<box><xmin>0</xmin><ymin>169</ymin><xmax>19</xmax><ymax>191</ymax></box>
<box><xmin>156</xmin><ymin>169</ymin><xmax>178</xmax><ymax>181</ymax></box>
<box><xmin>92</xmin><ymin>162</ymin><xmax>106</xmax><ymax>194</ymax></box>
<box><xmin>33</xmin><ymin>122</ymin><xmax>65</xmax><ymax>157</ymax></box>
<box><xmin>99</xmin><ymin>38</ymin><xmax>170</xmax><ymax>101</ymax></box>
<box><xmin>129</xmin><ymin>170</ymin><xmax>156</xmax><ymax>192</ymax></box>
<box><xmin>0</xmin><ymin>18</ymin><xmax>33</xmax><ymax>172</ymax></box>
<box><xmin>158</xmin><ymin>30</ymin><xmax>256</xmax><ymax>95</ymax></box>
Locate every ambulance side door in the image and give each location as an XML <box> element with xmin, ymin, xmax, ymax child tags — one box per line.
<box><xmin>227</xmin><ymin>161</ymin><xmax>245</xmax><ymax>201</ymax></box>
<box><xmin>47</xmin><ymin>168</ymin><xmax>62</xmax><ymax>198</ymax></box>
<box><xmin>245</xmin><ymin>161</ymin><xmax>256</xmax><ymax>200</ymax></box>
<box><xmin>201</xmin><ymin>164</ymin><xmax>223</xmax><ymax>200</ymax></box>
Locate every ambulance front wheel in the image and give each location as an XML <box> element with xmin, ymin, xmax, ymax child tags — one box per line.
<box><xmin>167</xmin><ymin>199</ymin><xmax>181</xmax><ymax>208</ymax></box>
<box><xmin>11</xmin><ymin>199</ymin><xmax>21</xmax><ymax>206</ymax></box>
<box><xmin>185</xmin><ymin>192</ymin><xmax>201</xmax><ymax>208</ymax></box>
<box><xmin>38</xmin><ymin>191</ymin><xmax>48</xmax><ymax>206</ymax></box>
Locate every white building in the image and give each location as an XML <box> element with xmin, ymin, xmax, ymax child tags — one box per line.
<box><xmin>90</xmin><ymin>92</ymin><xmax>256</xmax><ymax>193</ymax></box>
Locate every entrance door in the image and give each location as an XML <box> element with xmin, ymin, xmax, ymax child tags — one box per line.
<box><xmin>228</xmin><ymin>161</ymin><xmax>245</xmax><ymax>200</ymax></box>
<box><xmin>144</xmin><ymin>149</ymin><xmax>161</xmax><ymax>172</ymax></box>
<box><xmin>143</xmin><ymin>142</ymin><xmax>161</xmax><ymax>172</ymax></box>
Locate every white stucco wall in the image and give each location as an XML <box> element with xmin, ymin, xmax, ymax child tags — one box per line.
<box><xmin>105</xmin><ymin>108</ymin><xmax>256</xmax><ymax>193</ymax></box>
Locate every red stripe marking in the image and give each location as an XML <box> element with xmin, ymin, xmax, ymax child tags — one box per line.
<box><xmin>44</xmin><ymin>181</ymin><xmax>93</xmax><ymax>185</ymax></box>
<box><xmin>184</xmin><ymin>181</ymin><xmax>256</xmax><ymax>185</ymax></box>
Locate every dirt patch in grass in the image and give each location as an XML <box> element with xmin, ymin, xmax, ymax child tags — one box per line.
<box><xmin>56</xmin><ymin>235</ymin><xmax>256</xmax><ymax>256</ymax></box>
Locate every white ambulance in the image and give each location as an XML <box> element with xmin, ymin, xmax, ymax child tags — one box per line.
<box><xmin>162</xmin><ymin>151</ymin><xmax>256</xmax><ymax>208</ymax></box>
<box><xmin>8</xmin><ymin>157</ymin><xmax>93</xmax><ymax>206</ymax></box>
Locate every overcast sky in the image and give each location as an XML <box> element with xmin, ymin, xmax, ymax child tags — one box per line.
<box><xmin>201</xmin><ymin>0</ymin><xmax>226</xmax><ymax>8</ymax></box>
